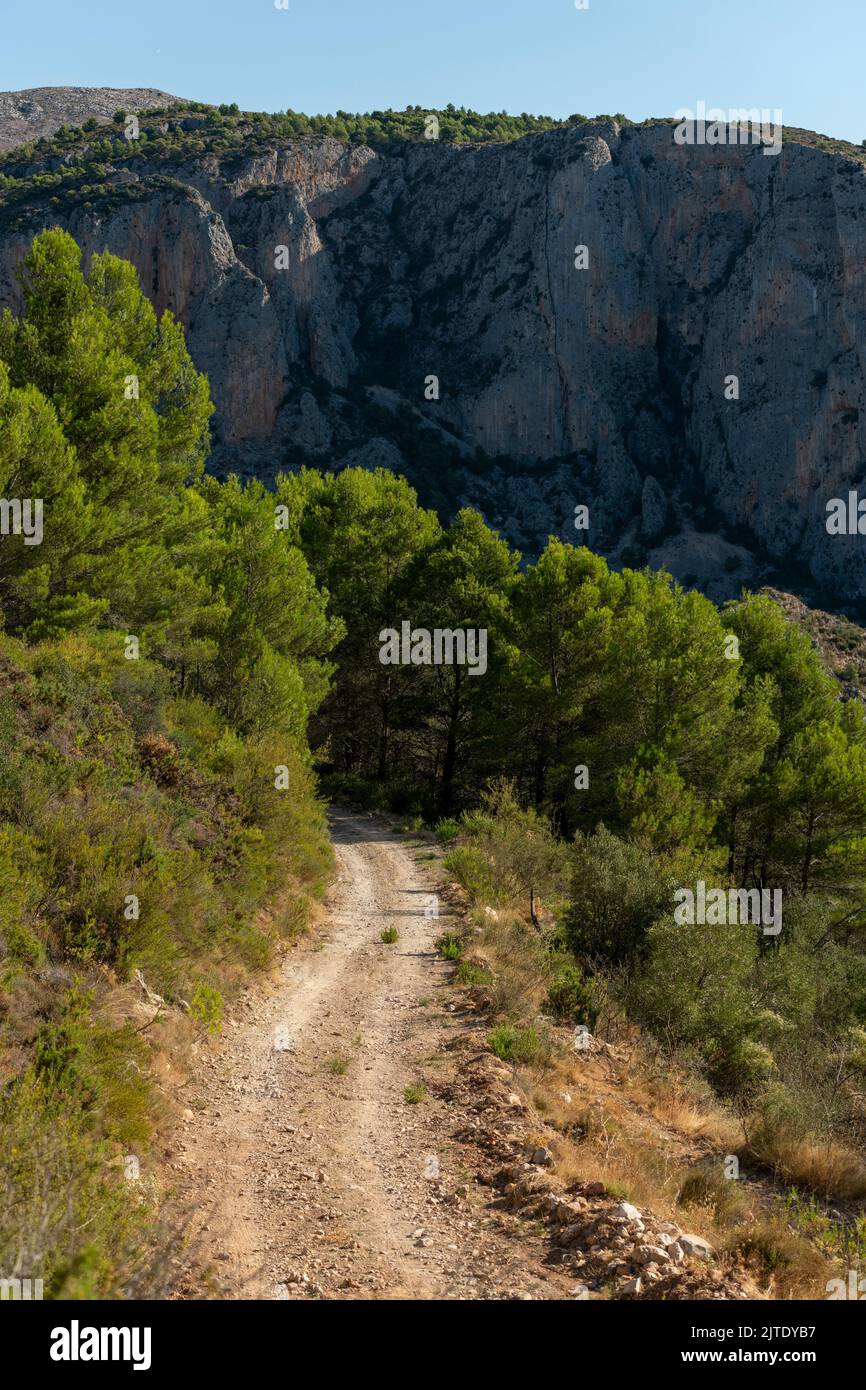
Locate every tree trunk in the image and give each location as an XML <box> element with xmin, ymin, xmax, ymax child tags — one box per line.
<box><xmin>530</xmin><ymin>884</ymin><xmax>541</xmax><ymax>932</ymax></box>
<box><xmin>377</xmin><ymin>696</ymin><xmax>390</xmax><ymax>782</ymax></box>
<box><xmin>438</xmin><ymin>669</ymin><xmax>462</xmax><ymax>813</ymax></box>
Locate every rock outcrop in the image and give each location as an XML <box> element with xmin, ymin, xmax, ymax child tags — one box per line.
<box><xmin>3</xmin><ymin>103</ymin><xmax>866</xmax><ymax>602</ymax></box>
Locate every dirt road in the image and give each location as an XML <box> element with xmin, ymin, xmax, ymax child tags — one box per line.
<box><xmin>171</xmin><ymin>811</ymin><xmax>575</xmax><ymax>1300</ymax></box>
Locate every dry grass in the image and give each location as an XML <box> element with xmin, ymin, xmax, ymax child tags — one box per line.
<box><xmin>469</xmin><ymin>910</ymin><xmax>553</xmax><ymax>1018</ymax></box>
<box><xmin>556</xmin><ymin>1128</ymin><xmax>687</xmax><ymax>1213</ymax></box>
<box><xmin>724</xmin><ymin>1223</ymin><xmax>835</xmax><ymax>1300</ymax></box>
<box><xmin>527</xmin><ymin>1088</ymin><xmax>839</xmax><ymax>1297</ymax></box>
<box><xmin>743</xmin><ymin>1126</ymin><xmax>866</xmax><ymax>1201</ymax></box>
<box><xmin>623</xmin><ymin>1060</ymin><xmax>742</xmax><ymax>1148</ymax></box>
<box><xmin>446</xmin><ymin>870</ymin><xmax>864</xmax><ymax>1301</ymax></box>
<box><xmin>529</xmin><ymin>1079</ymin><xmax>840</xmax><ymax>1297</ymax></box>
<box><xmin>677</xmin><ymin>1162</ymin><xmax>751</xmax><ymax>1228</ymax></box>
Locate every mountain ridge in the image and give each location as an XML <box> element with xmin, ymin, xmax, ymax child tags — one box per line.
<box><xmin>0</xmin><ymin>87</ymin><xmax>185</xmax><ymax>152</ymax></box>
<box><xmin>2</xmin><ymin>94</ymin><xmax>866</xmax><ymax>609</ymax></box>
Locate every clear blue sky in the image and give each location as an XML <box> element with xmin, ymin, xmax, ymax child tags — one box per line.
<box><xmin>2</xmin><ymin>0</ymin><xmax>863</xmax><ymax>143</ymax></box>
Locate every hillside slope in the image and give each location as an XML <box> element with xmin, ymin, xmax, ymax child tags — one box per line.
<box><xmin>0</xmin><ymin>88</ymin><xmax>185</xmax><ymax>152</ymax></box>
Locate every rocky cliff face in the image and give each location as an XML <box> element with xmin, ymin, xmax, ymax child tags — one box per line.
<box><xmin>2</xmin><ymin>107</ymin><xmax>866</xmax><ymax>605</ymax></box>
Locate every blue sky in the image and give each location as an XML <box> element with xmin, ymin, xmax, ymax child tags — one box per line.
<box><xmin>2</xmin><ymin>0</ymin><xmax>863</xmax><ymax>143</ymax></box>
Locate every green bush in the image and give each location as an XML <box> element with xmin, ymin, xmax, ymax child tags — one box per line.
<box><xmin>706</xmin><ymin>1038</ymin><xmax>776</xmax><ymax>1101</ymax></box>
<box><xmin>0</xmin><ymin>1072</ymin><xmax>157</xmax><ymax>1298</ymax></box>
<box><xmin>435</xmin><ymin>932</ymin><xmax>462</xmax><ymax>960</ymax></box>
<box><xmin>434</xmin><ymin>817</ymin><xmax>461</xmax><ymax>842</ymax></box>
<box><xmin>189</xmin><ymin>982</ymin><xmax>224</xmax><ymax>1035</ymax></box>
<box><xmin>456</xmin><ymin>959</ymin><xmax>491</xmax><ymax>986</ymax></box>
<box><xmin>565</xmin><ymin>825</ymin><xmax>672</xmax><ymax>966</ymax></box>
<box><xmin>677</xmin><ymin>1162</ymin><xmax>749</xmax><ymax>1226</ymax></box>
<box><xmin>545</xmin><ymin>959</ymin><xmax>597</xmax><ymax>1027</ymax></box>
<box><xmin>444</xmin><ymin>844</ymin><xmax>496</xmax><ymax>901</ymax></box>
<box><xmin>488</xmin><ymin>1023</ymin><xmax>540</xmax><ymax>1063</ymax></box>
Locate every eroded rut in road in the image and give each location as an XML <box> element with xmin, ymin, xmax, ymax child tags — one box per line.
<box><xmin>172</xmin><ymin>811</ymin><xmax>575</xmax><ymax>1300</ymax></box>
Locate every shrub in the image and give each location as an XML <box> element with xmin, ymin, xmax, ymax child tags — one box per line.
<box><xmin>137</xmin><ymin>733</ymin><xmax>181</xmax><ymax>787</ymax></box>
<box><xmin>321</xmin><ymin>772</ymin><xmax>386</xmax><ymax>811</ymax></box>
<box><xmin>434</xmin><ymin>817</ymin><xmax>461</xmax><ymax>842</ymax></box>
<box><xmin>456</xmin><ymin>959</ymin><xmax>491</xmax><ymax>986</ymax></box>
<box><xmin>545</xmin><ymin>960</ymin><xmax>597</xmax><ymax>1027</ymax></box>
<box><xmin>0</xmin><ymin>1073</ymin><xmax>151</xmax><ymax>1298</ymax></box>
<box><xmin>706</xmin><ymin>1038</ymin><xmax>776</xmax><ymax>1101</ymax></box>
<box><xmin>744</xmin><ymin>1101</ymin><xmax>866</xmax><ymax>1198</ymax></box>
<box><xmin>435</xmin><ymin>932</ymin><xmax>462</xmax><ymax>959</ymax></box>
<box><xmin>726</xmin><ymin>1223</ymin><xmax>820</xmax><ymax>1288</ymax></box>
<box><xmin>487</xmin><ymin>1023</ymin><xmax>540</xmax><ymax>1063</ymax></box>
<box><xmin>32</xmin><ymin>984</ymin><xmax>152</xmax><ymax>1148</ymax></box>
<box><xmin>189</xmin><ymin>982</ymin><xmax>223</xmax><ymax>1035</ymax></box>
<box><xmin>565</xmin><ymin>825</ymin><xmax>672</xmax><ymax>966</ymax></box>
<box><xmin>444</xmin><ymin>844</ymin><xmax>496</xmax><ymax>901</ymax></box>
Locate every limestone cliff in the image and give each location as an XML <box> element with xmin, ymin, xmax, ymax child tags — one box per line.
<box><xmin>2</xmin><ymin>101</ymin><xmax>866</xmax><ymax>605</ymax></box>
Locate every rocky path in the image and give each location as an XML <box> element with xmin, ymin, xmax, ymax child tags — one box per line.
<box><xmin>171</xmin><ymin>811</ymin><xmax>576</xmax><ymax>1300</ymax></box>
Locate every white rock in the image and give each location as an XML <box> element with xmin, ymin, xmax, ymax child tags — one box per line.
<box><xmin>637</xmin><ymin>1244</ymin><xmax>670</xmax><ymax>1265</ymax></box>
<box><xmin>613</xmin><ymin>1202</ymin><xmax>643</xmax><ymax>1223</ymax></box>
<box><xmin>621</xmin><ymin>1276</ymin><xmax>642</xmax><ymax>1294</ymax></box>
<box><xmin>531</xmin><ymin>1147</ymin><xmax>554</xmax><ymax>1166</ymax></box>
<box><xmin>679</xmin><ymin>1233</ymin><xmax>714</xmax><ymax>1259</ymax></box>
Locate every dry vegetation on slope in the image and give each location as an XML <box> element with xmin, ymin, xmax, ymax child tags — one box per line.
<box><xmin>435</xmin><ymin>824</ymin><xmax>866</xmax><ymax>1301</ymax></box>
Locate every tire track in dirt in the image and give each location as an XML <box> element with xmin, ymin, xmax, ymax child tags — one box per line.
<box><xmin>171</xmin><ymin>811</ymin><xmax>575</xmax><ymax>1300</ymax></box>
